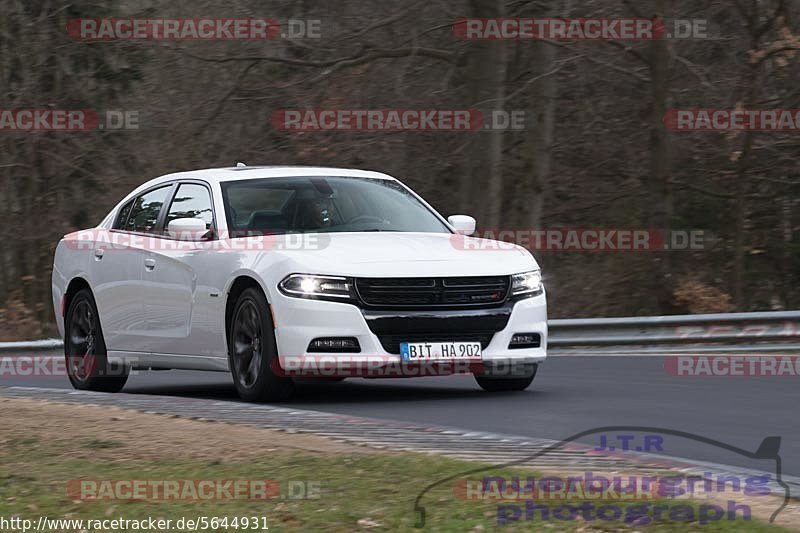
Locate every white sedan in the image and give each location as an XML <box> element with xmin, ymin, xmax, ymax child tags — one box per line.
<box><xmin>52</xmin><ymin>166</ymin><xmax>547</xmax><ymax>401</ymax></box>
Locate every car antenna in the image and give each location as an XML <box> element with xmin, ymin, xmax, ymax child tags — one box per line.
<box><xmin>235</xmin><ymin>161</ymin><xmax>247</xmax><ymax>167</ymax></box>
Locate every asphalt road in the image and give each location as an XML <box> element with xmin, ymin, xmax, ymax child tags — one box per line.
<box><xmin>1</xmin><ymin>352</ymin><xmax>797</xmax><ymax>476</ymax></box>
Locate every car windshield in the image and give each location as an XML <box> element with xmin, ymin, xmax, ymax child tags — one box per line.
<box><xmin>221</xmin><ymin>176</ymin><xmax>451</xmax><ymax>235</ymax></box>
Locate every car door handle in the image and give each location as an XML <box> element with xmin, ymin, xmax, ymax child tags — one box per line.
<box><xmin>93</xmin><ymin>249</ymin><xmax>104</xmax><ymax>260</ymax></box>
<box><xmin>144</xmin><ymin>258</ymin><xmax>156</xmax><ymax>271</ymax></box>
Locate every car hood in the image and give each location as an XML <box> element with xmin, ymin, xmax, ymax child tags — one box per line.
<box><xmin>267</xmin><ymin>232</ymin><xmax>538</xmax><ymax>277</ymax></box>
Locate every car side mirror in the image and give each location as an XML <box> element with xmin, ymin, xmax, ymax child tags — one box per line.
<box><xmin>447</xmin><ymin>215</ymin><xmax>476</xmax><ymax>236</ymax></box>
<box><xmin>167</xmin><ymin>218</ymin><xmax>209</xmax><ymax>241</ymax></box>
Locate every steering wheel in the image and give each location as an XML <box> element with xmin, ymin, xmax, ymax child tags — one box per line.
<box><xmin>347</xmin><ymin>215</ymin><xmax>385</xmax><ymax>225</ymax></box>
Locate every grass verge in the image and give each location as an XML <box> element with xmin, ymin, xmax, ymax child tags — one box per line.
<box><xmin>0</xmin><ymin>397</ymin><xmax>791</xmax><ymax>532</ymax></box>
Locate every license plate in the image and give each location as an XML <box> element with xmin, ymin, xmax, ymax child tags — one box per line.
<box><xmin>400</xmin><ymin>341</ymin><xmax>482</xmax><ymax>361</ymax></box>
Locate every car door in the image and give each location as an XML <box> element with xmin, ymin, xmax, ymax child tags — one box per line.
<box><xmin>91</xmin><ymin>183</ymin><xmax>174</xmax><ymax>353</ymax></box>
<box><xmin>137</xmin><ymin>181</ymin><xmax>226</xmax><ymax>357</ymax></box>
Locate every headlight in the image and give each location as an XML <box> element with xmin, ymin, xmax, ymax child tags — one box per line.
<box><xmin>510</xmin><ymin>270</ymin><xmax>543</xmax><ymax>297</ymax></box>
<box><xmin>279</xmin><ymin>274</ymin><xmax>354</xmax><ymax>302</ymax></box>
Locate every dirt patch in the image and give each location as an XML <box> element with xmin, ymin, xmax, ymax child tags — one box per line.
<box><xmin>0</xmin><ymin>396</ymin><xmax>381</xmax><ymax>461</ymax></box>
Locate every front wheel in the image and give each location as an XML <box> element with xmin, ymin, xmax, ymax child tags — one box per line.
<box><xmin>64</xmin><ymin>289</ymin><xmax>128</xmax><ymax>392</ymax></box>
<box><xmin>229</xmin><ymin>287</ymin><xmax>294</xmax><ymax>402</ymax></box>
<box><xmin>474</xmin><ymin>364</ymin><xmax>538</xmax><ymax>392</ymax></box>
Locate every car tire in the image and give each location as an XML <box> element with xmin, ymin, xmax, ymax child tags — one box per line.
<box><xmin>474</xmin><ymin>364</ymin><xmax>538</xmax><ymax>392</ymax></box>
<box><xmin>229</xmin><ymin>287</ymin><xmax>294</xmax><ymax>402</ymax></box>
<box><xmin>64</xmin><ymin>288</ymin><xmax>129</xmax><ymax>393</ymax></box>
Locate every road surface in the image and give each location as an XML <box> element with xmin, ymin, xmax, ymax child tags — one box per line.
<box><xmin>1</xmin><ymin>351</ymin><xmax>795</xmax><ymax>476</ymax></box>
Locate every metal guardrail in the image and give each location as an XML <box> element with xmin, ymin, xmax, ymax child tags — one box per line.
<box><xmin>548</xmin><ymin>310</ymin><xmax>800</xmax><ymax>355</ymax></box>
<box><xmin>1</xmin><ymin>311</ymin><xmax>800</xmax><ymax>355</ymax></box>
<box><xmin>0</xmin><ymin>339</ymin><xmax>63</xmax><ymax>352</ymax></box>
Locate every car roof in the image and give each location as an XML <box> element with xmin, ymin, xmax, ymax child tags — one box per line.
<box><xmin>140</xmin><ymin>166</ymin><xmax>396</xmax><ymax>190</ymax></box>
<box><xmin>102</xmin><ymin>166</ymin><xmax>402</xmax><ymax>229</ymax></box>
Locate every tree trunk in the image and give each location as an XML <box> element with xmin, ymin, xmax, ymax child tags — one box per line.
<box><xmin>648</xmin><ymin>0</ymin><xmax>673</xmax><ymax>312</ymax></box>
<box><xmin>518</xmin><ymin>40</ymin><xmax>556</xmax><ymax>232</ymax></box>
<box><xmin>459</xmin><ymin>0</ymin><xmax>506</xmax><ymax>228</ymax></box>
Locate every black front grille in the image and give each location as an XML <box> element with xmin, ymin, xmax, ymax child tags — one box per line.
<box><xmin>377</xmin><ymin>332</ymin><xmax>495</xmax><ymax>355</ymax></box>
<box><xmin>356</xmin><ymin>276</ymin><xmax>510</xmax><ymax>309</ymax></box>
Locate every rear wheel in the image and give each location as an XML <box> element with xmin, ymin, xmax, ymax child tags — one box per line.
<box><xmin>64</xmin><ymin>289</ymin><xmax>128</xmax><ymax>392</ymax></box>
<box><xmin>474</xmin><ymin>364</ymin><xmax>538</xmax><ymax>392</ymax></box>
<box><xmin>229</xmin><ymin>287</ymin><xmax>294</xmax><ymax>402</ymax></box>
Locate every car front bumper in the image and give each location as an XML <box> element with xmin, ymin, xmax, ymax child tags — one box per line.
<box><xmin>272</xmin><ymin>292</ymin><xmax>547</xmax><ymax>377</ymax></box>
